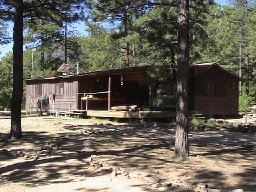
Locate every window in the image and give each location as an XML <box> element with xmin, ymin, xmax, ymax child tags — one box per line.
<box><xmin>227</xmin><ymin>81</ymin><xmax>238</xmax><ymax>96</ymax></box>
<box><xmin>228</xmin><ymin>82</ymin><xmax>236</xmax><ymax>90</ymax></box>
<box><xmin>56</xmin><ymin>83</ymin><xmax>64</xmax><ymax>95</ymax></box>
<box><xmin>207</xmin><ymin>82</ymin><xmax>215</xmax><ymax>96</ymax></box>
<box><xmin>35</xmin><ymin>84</ymin><xmax>42</xmax><ymax>96</ymax></box>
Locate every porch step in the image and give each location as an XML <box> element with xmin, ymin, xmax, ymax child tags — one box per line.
<box><xmin>189</xmin><ymin>112</ymin><xmax>207</xmax><ymax>120</ymax></box>
<box><xmin>49</xmin><ymin>110</ymin><xmax>86</xmax><ymax>117</ymax></box>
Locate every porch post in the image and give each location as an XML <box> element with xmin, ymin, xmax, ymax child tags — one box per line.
<box><xmin>108</xmin><ymin>76</ymin><xmax>111</xmax><ymax>111</ymax></box>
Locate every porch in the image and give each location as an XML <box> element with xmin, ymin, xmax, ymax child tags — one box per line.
<box><xmin>51</xmin><ymin>109</ymin><xmax>175</xmax><ymax>119</ymax></box>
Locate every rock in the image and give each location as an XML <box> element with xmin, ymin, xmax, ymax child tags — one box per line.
<box><xmin>231</xmin><ymin>189</ymin><xmax>243</xmax><ymax>192</ymax></box>
<box><xmin>112</xmin><ymin>166</ymin><xmax>122</xmax><ymax>176</ymax></box>
<box><xmin>227</xmin><ymin>124</ymin><xmax>234</xmax><ymax>129</ymax></box>
<box><xmin>92</xmin><ymin>162</ymin><xmax>103</xmax><ymax>168</ymax></box>
<box><xmin>197</xmin><ymin>183</ymin><xmax>209</xmax><ymax>189</ymax></box>
<box><xmin>193</xmin><ymin>183</ymin><xmax>208</xmax><ymax>192</ymax></box>
<box><xmin>194</xmin><ymin>187</ymin><xmax>208</xmax><ymax>192</ymax></box>
<box><xmin>0</xmin><ymin>149</ymin><xmax>13</xmax><ymax>157</ymax></box>
<box><xmin>162</xmin><ymin>181</ymin><xmax>172</xmax><ymax>187</ymax></box>
<box><xmin>208</xmin><ymin>189</ymin><xmax>222</xmax><ymax>192</ymax></box>
<box><xmin>128</xmin><ymin>171</ymin><xmax>141</xmax><ymax>178</ymax></box>
<box><xmin>151</xmin><ymin>183</ymin><xmax>161</xmax><ymax>188</ymax></box>
<box><xmin>15</xmin><ymin>150</ymin><xmax>24</xmax><ymax>157</ymax></box>
<box><xmin>140</xmin><ymin>171</ymin><xmax>152</xmax><ymax>177</ymax></box>
<box><xmin>100</xmin><ymin>167</ymin><xmax>113</xmax><ymax>174</ymax></box>
<box><xmin>39</xmin><ymin>149</ymin><xmax>51</xmax><ymax>156</ymax></box>
<box><xmin>24</xmin><ymin>154</ymin><xmax>31</xmax><ymax>159</ymax></box>
<box><xmin>85</xmin><ymin>156</ymin><xmax>93</xmax><ymax>162</ymax></box>
<box><xmin>142</xmin><ymin>176</ymin><xmax>161</xmax><ymax>184</ymax></box>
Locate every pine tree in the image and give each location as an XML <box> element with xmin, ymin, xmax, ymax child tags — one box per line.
<box><xmin>174</xmin><ymin>0</ymin><xmax>190</xmax><ymax>159</ymax></box>
<box><xmin>0</xmin><ymin>0</ymin><xmax>85</xmax><ymax>139</ymax></box>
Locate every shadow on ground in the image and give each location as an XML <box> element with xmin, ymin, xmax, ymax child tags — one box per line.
<box><xmin>0</xmin><ymin>118</ymin><xmax>255</xmax><ymax>191</ymax></box>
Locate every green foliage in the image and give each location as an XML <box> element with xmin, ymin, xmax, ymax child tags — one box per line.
<box><xmin>0</xmin><ymin>21</ymin><xmax>10</xmax><ymax>46</ymax></box>
<box><xmin>204</xmin><ymin>119</ymin><xmax>216</xmax><ymax>127</ymax></box>
<box><xmin>190</xmin><ymin>116</ymin><xmax>205</xmax><ymax>127</ymax></box>
<box><xmin>0</xmin><ymin>0</ymin><xmax>87</xmax><ymax>139</ymax></box>
<box><xmin>191</xmin><ymin>116</ymin><xmax>227</xmax><ymax>128</ymax></box>
<box><xmin>153</xmin><ymin>95</ymin><xmax>176</xmax><ymax>109</ymax></box>
<box><xmin>78</xmin><ymin>25</ymin><xmax>123</xmax><ymax>72</ymax></box>
<box><xmin>86</xmin><ymin>0</ymin><xmax>148</xmax><ymax>67</ymax></box>
<box><xmin>2</xmin><ymin>0</ymin><xmax>256</xmax><ymax>112</ymax></box>
<box><xmin>0</xmin><ymin>54</ymin><xmax>13</xmax><ymax>109</ymax></box>
<box><xmin>239</xmin><ymin>92</ymin><xmax>253</xmax><ymax>112</ymax></box>
<box><xmin>198</xmin><ymin>2</ymin><xmax>256</xmax><ymax>98</ymax></box>
<box><xmin>205</xmin><ymin>119</ymin><xmax>228</xmax><ymax>128</ymax></box>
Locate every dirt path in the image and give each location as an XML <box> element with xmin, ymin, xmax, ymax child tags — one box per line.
<box><xmin>0</xmin><ymin>117</ymin><xmax>255</xmax><ymax>191</ymax></box>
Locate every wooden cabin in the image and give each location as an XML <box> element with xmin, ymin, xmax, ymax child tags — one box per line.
<box><xmin>25</xmin><ymin>63</ymin><xmax>240</xmax><ymax>118</ymax></box>
<box><xmin>189</xmin><ymin>63</ymin><xmax>240</xmax><ymax>116</ymax></box>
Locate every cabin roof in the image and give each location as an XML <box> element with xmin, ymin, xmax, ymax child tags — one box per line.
<box><xmin>190</xmin><ymin>62</ymin><xmax>240</xmax><ymax>80</ymax></box>
<box><xmin>26</xmin><ymin>65</ymin><xmax>149</xmax><ymax>83</ymax></box>
<box><xmin>26</xmin><ymin>62</ymin><xmax>240</xmax><ymax>84</ymax></box>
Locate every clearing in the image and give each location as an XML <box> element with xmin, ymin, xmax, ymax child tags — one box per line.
<box><xmin>0</xmin><ymin>116</ymin><xmax>255</xmax><ymax>192</ymax></box>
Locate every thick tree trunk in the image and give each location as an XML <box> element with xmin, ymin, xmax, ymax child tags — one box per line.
<box><xmin>10</xmin><ymin>0</ymin><xmax>23</xmax><ymax>139</ymax></box>
<box><xmin>174</xmin><ymin>0</ymin><xmax>189</xmax><ymax>159</ymax></box>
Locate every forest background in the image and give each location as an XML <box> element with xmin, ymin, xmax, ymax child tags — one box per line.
<box><xmin>0</xmin><ymin>0</ymin><xmax>255</xmax><ymax>111</ymax></box>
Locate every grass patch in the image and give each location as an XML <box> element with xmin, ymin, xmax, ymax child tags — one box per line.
<box><xmin>191</xmin><ymin>116</ymin><xmax>227</xmax><ymax>128</ymax></box>
<box><xmin>190</xmin><ymin>116</ymin><xmax>205</xmax><ymax>127</ymax></box>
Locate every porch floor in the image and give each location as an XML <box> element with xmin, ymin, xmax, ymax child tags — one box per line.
<box><xmin>85</xmin><ymin>110</ymin><xmax>175</xmax><ymax>119</ymax></box>
<box><xmin>48</xmin><ymin>109</ymin><xmax>175</xmax><ymax>119</ymax></box>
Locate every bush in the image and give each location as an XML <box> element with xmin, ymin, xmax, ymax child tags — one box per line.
<box><xmin>239</xmin><ymin>93</ymin><xmax>253</xmax><ymax>113</ymax></box>
<box><xmin>153</xmin><ymin>95</ymin><xmax>176</xmax><ymax>109</ymax></box>
<box><xmin>190</xmin><ymin>116</ymin><xmax>204</xmax><ymax>127</ymax></box>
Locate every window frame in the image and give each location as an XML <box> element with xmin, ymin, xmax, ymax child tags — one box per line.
<box><xmin>35</xmin><ymin>84</ymin><xmax>42</xmax><ymax>96</ymax></box>
<box><xmin>55</xmin><ymin>82</ymin><xmax>64</xmax><ymax>96</ymax></box>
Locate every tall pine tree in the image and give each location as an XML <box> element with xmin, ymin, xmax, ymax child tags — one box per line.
<box><xmin>0</xmin><ymin>0</ymin><xmax>85</xmax><ymax>139</ymax></box>
<box><xmin>175</xmin><ymin>0</ymin><xmax>190</xmax><ymax>159</ymax></box>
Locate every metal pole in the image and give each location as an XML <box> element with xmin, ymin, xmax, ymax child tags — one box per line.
<box><xmin>31</xmin><ymin>48</ymin><xmax>36</xmax><ymax>78</ymax></box>
<box><xmin>76</xmin><ymin>62</ymin><xmax>79</xmax><ymax>74</ymax></box>
<box><xmin>239</xmin><ymin>41</ymin><xmax>242</xmax><ymax>96</ymax></box>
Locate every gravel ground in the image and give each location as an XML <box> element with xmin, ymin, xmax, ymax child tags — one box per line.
<box><xmin>0</xmin><ymin>116</ymin><xmax>255</xmax><ymax>192</ymax></box>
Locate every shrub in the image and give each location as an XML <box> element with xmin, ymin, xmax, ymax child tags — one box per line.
<box><xmin>190</xmin><ymin>116</ymin><xmax>204</xmax><ymax>127</ymax></box>
<box><xmin>239</xmin><ymin>92</ymin><xmax>253</xmax><ymax>113</ymax></box>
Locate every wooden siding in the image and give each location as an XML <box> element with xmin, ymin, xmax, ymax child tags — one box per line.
<box><xmin>25</xmin><ymin>64</ymin><xmax>240</xmax><ymax>117</ymax></box>
<box><xmin>25</xmin><ymin>80</ymin><xmax>78</xmax><ymax>113</ymax></box>
<box><xmin>195</xmin><ymin>67</ymin><xmax>227</xmax><ymax>97</ymax></box>
<box><xmin>194</xmin><ymin>67</ymin><xmax>239</xmax><ymax>97</ymax></box>
<box><xmin>194</xmin><ymin>96</ymin><xmax>238</xmax><ymax>115</ymax></box>
<box><xmin>192</xmin><ymin>66</ymin><xmax>239</xmax><ymax>116</ymax></box>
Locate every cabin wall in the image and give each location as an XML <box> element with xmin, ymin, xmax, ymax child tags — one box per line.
<box><xmin>193</xmin><ymin>67</ymin><xmax>239</xmax><ymax>115</ymax></box>
<box><xmin>25</xmin><ymin>79</ymin><xmax>78</xmax><ymax>113</ymax></box>
<box><xmin>194</xmin><ymin>96</ymin><xmax>238</xmax><ymax>115</ymax></box>
<box><xmin>54</xmin><ymin>80</ymin><xmax>78</xmax><ymax>111</ymax></box>
<box><xmin>25</xmin><ymin>65</ymin><xmax>239</xmax><ymax>117</ymax></box>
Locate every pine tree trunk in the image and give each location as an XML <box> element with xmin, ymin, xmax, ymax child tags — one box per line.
<box><xmin>10</xmin><ymin>0</ymin><xmax>23</xmax><ymax>139</ymax></box>
<box><xmin>174</xmin><ymin>0</ymin><xmax>189</xmax><ymax>159</ymax></box>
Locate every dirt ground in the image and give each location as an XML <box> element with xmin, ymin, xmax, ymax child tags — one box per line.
<box><xmin>0</xmin><ymin>116</ymin><xmax>255</xmax><ymax>192</ymax></box>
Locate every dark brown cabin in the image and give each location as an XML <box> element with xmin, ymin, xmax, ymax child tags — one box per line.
<box><xmin>25</xmin><ymin>63</ymin><xmax>240</xmax><ymax>118</ymax></box>
<box><xmin>189</xmin><ymin>63</ymin><xmax>240</xmax><ymax>116</ymax></box>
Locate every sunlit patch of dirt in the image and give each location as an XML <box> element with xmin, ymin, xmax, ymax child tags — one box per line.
<box><xmin>0</xmin><ymin>116</ymin><xmax>255</xmax><ymax>191</ymax></box>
